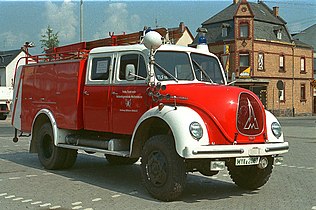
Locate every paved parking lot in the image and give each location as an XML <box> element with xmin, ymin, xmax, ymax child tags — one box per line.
<box><xmin>0</xmin><ymin>116</ymin><xmax>315</xmax><ymax>209</ymax></box>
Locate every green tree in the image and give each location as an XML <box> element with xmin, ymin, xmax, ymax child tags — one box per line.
<box><xmin>40</xmin><ymin>25</ymin><xmax>59</xmax><ymax>51</ymax></box>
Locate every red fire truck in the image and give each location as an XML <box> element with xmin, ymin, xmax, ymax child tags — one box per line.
<box><xmin>11</xmin><ymin>31</ymin><xmax>288</xmax><ymax>201</ymax></box>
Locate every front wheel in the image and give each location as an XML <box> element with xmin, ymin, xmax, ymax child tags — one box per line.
<box><xmin>140</xmin><ymin>135</ymin><xmax>186</xmax><ymax>201</ymax></box>
<box><xmin>226</xmin><ymin>156</ymin><xmax>274</xmax><ymax>190</ymax></box>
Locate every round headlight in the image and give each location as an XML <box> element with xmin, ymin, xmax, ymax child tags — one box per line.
<box><xmin>271</xmin><ymin>122</ymin><xmax>282</xmax><ymax>139</ymax></box>
<box><xmin>189</xmin><ymin>122</ymin><xmax>203</xmax><ymax>140</ymax></box>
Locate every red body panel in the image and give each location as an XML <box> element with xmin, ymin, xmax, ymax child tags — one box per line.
<box><xmin>83</xmin><ymin>84</ymin><xmax>150</xmax><ymax>134</ymax></box>
<box><xmin>160</xmin><ymin>83</ymin><xmax>267</xmax><ymax>145</ymax></box>
<box><xmin>21</xmin><ymin>60</ymin><xmax>87</xmax><ymax>132</ymax></box>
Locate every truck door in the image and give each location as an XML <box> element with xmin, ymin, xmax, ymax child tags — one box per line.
<box><xmin>83</xmin><ymin>54</ymin><xmax>113</xmax><ymax>132</ymax></box>
<box><xmin>111</xmin><ymin>53</ymin><xmax>149</xmax><ymax>135</ymax></box>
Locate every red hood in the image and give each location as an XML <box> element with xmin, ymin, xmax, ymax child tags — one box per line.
<box><xmin>160</xmin><ymin>83</ymin><xmax>266</xmax><ymax>145</ymax></box>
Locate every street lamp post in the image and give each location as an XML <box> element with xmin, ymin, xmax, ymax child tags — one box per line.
<box><xmin>80</xmin><ymin>0</ymin><xmax>83</xmax><ymax>42</ymax></box>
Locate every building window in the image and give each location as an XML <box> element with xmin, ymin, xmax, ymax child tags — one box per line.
<box><xmin>258</xmin><ymin>53</ymin><xmax>264</xmax><ymax>71</ymax></box>
<box><xmin>222</xmin><ymin>27</ymin><xmax>228</xmax><ymax>37</ymax></box>
<box><xmin>300</xmin><ymin>83</ymin><xmax>306</xmax><ymax>102</ymax></box>
<box><xmin>239</xmin><ymin>23</ymin><xmax>249</xmax><ymax>38</ymax></box>
<box><xmin>277</xmin><ymin>30</ymin><xmax>282</xmax><ymax>40</ymax></box>
<box><xmin>279</xmin><ymin>55</ymin><xmax>285</xmax><ymax>72</ymax></box>
<box><xmin>300</xmin><ymin>57</ymin><xmax>306</xmax><ymax>73</ymax></box>
<box><xmin>240</xmin><ymin>53</ymin><xmax>249</xmax><ymax>68</ymax></box>
<box><xmin>279</xmin><ymin>82</ymin><xmax>285</xmax><ymax>102</ymax></box>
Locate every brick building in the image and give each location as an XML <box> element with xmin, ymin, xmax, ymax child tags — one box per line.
<box><xmin>193</xmin><ymin>0</ymin><xmax>314</xmax><ymax>116</ymax></box>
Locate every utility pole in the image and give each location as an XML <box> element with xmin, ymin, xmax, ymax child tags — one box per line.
<box><xmin>80</xmin><ymin>0</ymin><xmax>83</xmax><ymax>42</ymax></box>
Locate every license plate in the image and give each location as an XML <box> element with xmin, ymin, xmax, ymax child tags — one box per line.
<box><xmin>235</xmin><ymin>157</ymin><xmax>259</xmax><ymax>166</ymax></box>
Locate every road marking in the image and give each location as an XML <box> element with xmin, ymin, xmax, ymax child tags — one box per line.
<box><xmin>9</xmin><ymin>177</ymin><xmax>21</xmax><ymax>180</ymax></box>
<box><xmin>312</xmin><ymin>206</ymin><xmax>316</xmax><ymax>210</ymax></box>
<box><xmin>50</xmin><ymin>206</ymin><xmax>62</xmax><ymax>209</ymax></box>
<box><xmin>72</xmin><ymin>206</ymin><xmax>83</xmax><ymax>209</ymax></box>
<box><xmin>84</xmin><ymin>208</ymin><xmax>94</xmax><ymax>210</ymax></box>
<box><xmin>13</xmin><ymin>197</ymin><xmax>24</xmax><ymax>201</ymax></box>
<box><xmin>0</xmin><ymin>179</ymin><xmax>2</xmax><ymax>181</ymax></box>
<box><xmin>43</xmin><ymin>172</ymin><xmax>53</xmax><ymax>175</ymax></box>
<box><xmin>72</xmin><ymin>201</ymin><xmax>82</xmax><ymax>205</ymax></box>
<box><xmin>22</xmin><ymin>199</ymin><xmax>32</xmax><ymax>203</ymax></box>
<box><xmin>40</xmin><ymin>203</ymin><xmax>51</xmax><ymax>207</ymax></box>
<box><xmin>112</xmin><ymin>194</ymin><xmax>121</xmax><ymax>198</ymax></box>
<box><xmin>26</xmin><ymin>174</ymin><xmax>38</xmax><ymax>177</ymax></box>
<box><xmin>92</xmin><ymin>198</ymin><xmax>102</xmax><ymax>202</ymax></box>
<box><xmin>0</xmin><ymin>193</ymin><xmax>8</xmax><ymax>196</ymax></box>
<box><xmin>31</xmin><ymin>201</ymin><xmax>42</xmax><ymax>205</ymax></box>
<box><xmin>288</xmin><ymin>165</ymin><xmax>296</xmax><ymax>168</ymax></box>
<box><xmin>5</xmin><ymin>195</ymin><xmax>15</xmax><ymax>199</ymax></box>
<box><xmin>307</xmin><ymin>167</ymin><xmax>314</xmax><ymax>170</ymax></box>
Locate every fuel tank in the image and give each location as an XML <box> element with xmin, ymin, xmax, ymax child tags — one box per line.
<box><xmin>161</xmin><ymin>83</ymin><xmax>267</xmax><ymax>145</ymax></box>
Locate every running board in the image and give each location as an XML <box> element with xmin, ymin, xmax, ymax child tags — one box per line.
<box><xmin>57</xmin><ymin>143</ymin><xmax>130</xmax><ymax>157</ymax></box>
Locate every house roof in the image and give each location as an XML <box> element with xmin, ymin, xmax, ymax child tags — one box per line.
<box><xmin>194</xmin><ymin>0</ymin><xmax>293</xmax><ymax>45</ymax></box>
<box><xmin>202</xmin><ymin>1</ymin><xmax>285</xmax><ymax>26</ymax></box>
<box><xmin>293</xmin><ymin>24</ymin><xmax>316</xmax><ymax>51</ymax></box>
<box><xmin>0</xmin><ymin>49</ymin><xmax>23</xmax><ymax>67</ymax></box>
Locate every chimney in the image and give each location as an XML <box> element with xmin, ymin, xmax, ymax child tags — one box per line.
<box><xmin>273</xmin><ymin>6</ymin><xmax>279</xmax><ymax>17</ymax></box>
<box><xmin>179</xmin><ymin>22</ymin><xmax>185</xmax><ymax>33</ymax></box>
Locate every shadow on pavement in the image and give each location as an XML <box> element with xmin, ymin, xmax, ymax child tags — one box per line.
<box><xmin>0</xmin><ymin>151</ymin><xmax>257</xmax><ymax>203</ymax></box>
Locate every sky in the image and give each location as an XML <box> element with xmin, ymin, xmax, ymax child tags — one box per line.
<box><xmin>0</xmin><ymin>0</ymin><xmax>315</xmax><ymax>54</ymax></box>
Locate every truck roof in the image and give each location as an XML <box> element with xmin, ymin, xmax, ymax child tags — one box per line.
<box><xmin>90</xmin><ymin>44</ymin><xmax>218</xmax><ymax>58</ymax></box>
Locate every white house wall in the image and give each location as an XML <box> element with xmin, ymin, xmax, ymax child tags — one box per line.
<box><xmin>5</xmin><ymin>52</ymin><xmax>27</xmax><ymax>88</ymax></box>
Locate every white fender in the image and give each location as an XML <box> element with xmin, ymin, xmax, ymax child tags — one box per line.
<box><xmin>11</xmin><ymin>66</ymin><xmax>23</xmax><ymax>130</ymax></box>
<box><xmin>265</xmin><ymin>110</ymin><xmax>284</xmax><ymax>143</ymax></box>
<box><xmin>131</xmin><ymin>105</ymin><xmax>209</xmax><ymax>158</ymax></box>
<box><xmin>31</xmin><ymin>109</ymin><xmax>69</xmax><ymax>145</ymax></box>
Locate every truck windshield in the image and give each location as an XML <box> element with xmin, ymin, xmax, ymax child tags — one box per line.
<box><xmin>154</xmin><ymin>51</ymin><xmax>194</xmax><ymax>81</ymax></box>
<box><xmin>191</xmin><ymin>53</ymin><xmax>224</xmax><ymax>84</ymax></box>
<box><xmin>154</xmin><ymin>51</ymin><xmax>224</xmax><ymax>84</ymax></box>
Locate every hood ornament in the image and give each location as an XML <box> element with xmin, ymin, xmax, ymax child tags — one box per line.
<box><xmin>243</xmin><ymin>98</ymin><xmax>259</xmax><ymax>130</ymax></box>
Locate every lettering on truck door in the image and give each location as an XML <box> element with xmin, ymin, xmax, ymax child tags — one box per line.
<box><xmin>83</xmin><ymin>54</ymin><xmax>113</xmax><ymax>132</ymax></box>
<box><xmin>111</xmin><ymin>53</ymin><xmax>149</xmax><ymax>135</ymax></box>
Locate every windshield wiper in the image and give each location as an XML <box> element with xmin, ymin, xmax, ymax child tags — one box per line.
<box><xmin>192</xmin><ymin>59</ymin><xmax>214</xmax><ymax>84</ymax></box>
<box><xmin>154</xmin><ymin>62</ymin><xmax>178</xmax><ymax>82</ymax></box>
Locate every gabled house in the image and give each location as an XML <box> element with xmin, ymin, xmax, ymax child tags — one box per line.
<box><xmin>292</xmin><ymin>24</ymin><xmax>316</xmax><ymax>114</ymax></box>
<box><xmin>0</xmin><ymin>49</ymin><xmax>28</xmax><ymax>87</ymax></box>
<box><xmin>193</xmin><ymin>0</ymin><xmax>314</xmax><ymax>116</ymax></box>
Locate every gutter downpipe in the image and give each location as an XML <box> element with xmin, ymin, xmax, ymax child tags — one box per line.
<box><xmin>292</xmin><ymin>42</ymin><xmax>295</xmax><ymax>117</ymax></box>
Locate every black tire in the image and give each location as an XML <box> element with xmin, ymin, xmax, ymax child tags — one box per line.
<box><xmin>140</xmin><ymin>135</ymin><xmax>187</xmax><ymax>201</ymax></box>
<box><xmin>62</xmin><ymin>149</ymin><xmax>78</xmax><ymax>169</ymax></box>
<box><xmin>0</xmin><ymin>113</ymin><xmax>7</xmax><ymax>120</ymax></box>
<box><xmin>37</xmin><ymin>122</ymin><xmax>67</xmax><ymax>170</ymax></box>
<box><xmin>226</xmin><ymin>156</ymin><xmax>274</xmax><ymax>190</ymax></box>
<box><xmin>106</xmin><ymin>155</ymin><xmax>139</xmax><ymax>165</ymax></box>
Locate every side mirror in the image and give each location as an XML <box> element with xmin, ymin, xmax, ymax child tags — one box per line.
<box><xmin>125</xmin><ymin>64</ymin><xmax>136</xmax><ymax>81</ymax></box>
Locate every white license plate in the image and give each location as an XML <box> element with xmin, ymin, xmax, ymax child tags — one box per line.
<box><xmin>235</xmin><ymin>157</ymin><xmax>260</xmax><ymax>166</ymax></box>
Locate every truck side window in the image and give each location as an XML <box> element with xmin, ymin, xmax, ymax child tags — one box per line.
<box><xmin>91</xmin><ymin>57</ymin><xmax>111</xmax><ymax>80</ymax></box>
<box><xmin>119</xmin><ymin>54</ymin><xmax>147</xmax><ymax>80</ymax></box>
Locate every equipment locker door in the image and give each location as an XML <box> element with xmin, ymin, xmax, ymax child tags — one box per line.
<box><xmin>83</xmin><ymin>54</ymin><xmax>113</xmax><ymax>132</ymax></box>
<box><xmin>110</xmin><ymin>53</ymin><xmax>149</xmax><ymax>135</ymax></box>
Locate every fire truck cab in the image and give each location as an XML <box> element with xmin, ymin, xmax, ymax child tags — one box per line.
<box><xmin>11</xmin><ymin>31</ymin><xmax>289</xmax><ymax>201</ymax></box>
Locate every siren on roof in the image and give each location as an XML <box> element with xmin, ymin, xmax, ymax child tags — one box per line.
<box><xmin>143</xmin><ymin>31</ymin><xmax>162</xmax><ymax>51</ymax></box>
<box><xmin>196</xmin><ymin>27</ymin><xmax>209</xmax><ymax>52</ymax></box>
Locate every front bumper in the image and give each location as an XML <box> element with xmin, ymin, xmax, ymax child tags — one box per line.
<box><xmin>182</xmin><ymin>142</ymin><xmax>289</xmax><ymax>159</ymax></box>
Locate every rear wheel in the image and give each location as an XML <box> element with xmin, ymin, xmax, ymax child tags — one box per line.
<box><xmin>226</xmin><ymin>156</ymin><xmax>274</xmax><ymax>190</ymax></box>
<box><xmin>141</xmin><ymin>135</ymin><xmax>186</xmax><ymax>201</ymax></box>
<box><xmin>0</xmin><ymin>113</ymin><xmax>7</xmax><ymax>120</ymax></box>
<box><xmin>106</xmin><ymin>155</ymin><xmax>138</xmax><ymax>165</ymax></box>
<box><xmin>36</xmin><ymin>122</ymin><xmax>70</xmax><ymax>169</ymax></box>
